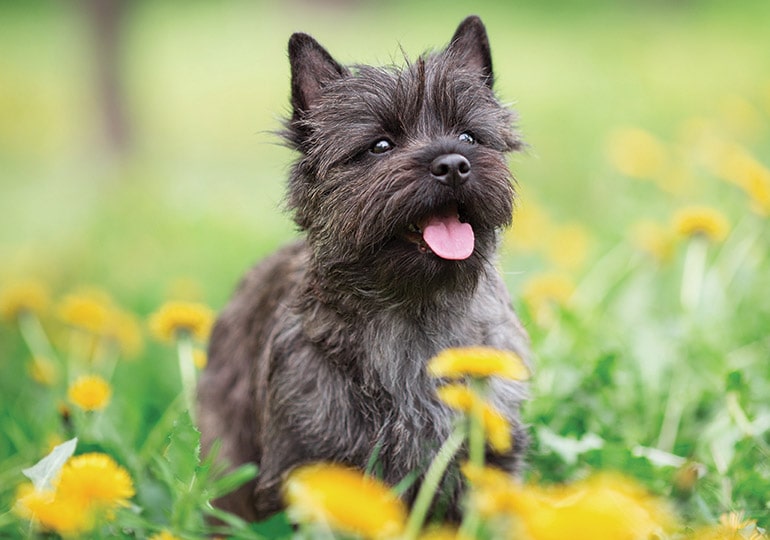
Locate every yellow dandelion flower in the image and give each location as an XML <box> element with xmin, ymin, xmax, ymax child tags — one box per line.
<box><xmin>482</xmin><ymin>407</ymin><xmax>513</xmax><ymax>453</ymax></box>
<box><xmin>521</xmin><ymin>272</ymin><xmax>575</xmax><ymax>326</ymax></box>
<box><xmin>504</xmin><ymin>473</ymin><xmax>677</xmax><ymax>540</ymax></box>
<box><xmin>15</xmin><ymin>452</ymin><xmax>134</xmax><ymax>535</ymax></box>
<box><xmin>461</xmin><ymin>463</ymin><xmax>518</xmax><ymax>516</ymax></box>
<box><xmin>521</xmin><ymin>272</ymin><xmax>574</xmax><ymax>309</ymax></box>
<box><xmin>68</xmin><ymin>375</ymin><xmax>112</xmax><ymax>412</ymax></box>
<box><xmin>0</xmin><ymin>280</ymin><xmax>49</xmax><ymax>322</ymax></box>
<box><xmin>544</xmin><ymin>223</ymin><xmax>591</xmax><ymax>272</ymax></box>
<box><xmin>745</xmin><ymin>174</ymin><xmax>770</xmax><ymax>216</ymax></box>
<box><xmin>712</xmin><ymin>143</ymin><xmax>761</xmax><ymax>188</ymax></box>
<box><xmin>427</xmin><ymin>347</ymin><xmax>529</xmax><ymax>381</ymax></box>
<box><xmin>418</xmin><ymin>526</ymin><xmax>469</xmax><ymax>540</ymax></box>
<box><xmin>104</xmin><ymin>308</ymin><xmax>144</xmax><ymax>358</ymax></box>
<box><xmin>688</xmin><ymin>512</ymin><xmax>767</xmax><ymax>540</ymax></box>
<box><xmin>284</xmin><ymin>463</ymin><xmax>407</xmax><ymax>539</ymax></box>
<box><xmin>708</xmin><ymin>143</ymin><xmax>770</xmax><ymax>216</ymax></box>
<box><xmin>436</xmin><ymin>384</ymin><xmax>513</xmax><ymax>453</ymax></box>
<box><xmin>149</xmin><ymin>301</ymin><xmax>214</xmax><ymax>343</ymax></box>
<box><xmin>506</xmin><ymin>199</ymin><xmax>555</xmax><ymax>252</ymax></box>
<box><xmin>149</xmin><ymin>532</ymin><xmax>183</xmax><ymax>540</ymax></box>
<box><xmin>718</xmin><ymin>95</ymin><xmax>764</xmax><ymax>141</ymax></box>
<box><xmin>672</xmin><ymin>206</ymin><xmax>730</xmax><ymax>243</ymax></box>
<box><xmin>56</xmin><ymin>453</ymin><xmax>135</xmax><ymax>511</ymax></box>
<box><xmin>462</xmin><ymin>462</ymin><xmax>513</xmax><ymax>491</ymax></box>
<box><xmin>631</xmin><ymin>220</ymin><xmax>676</xmax><ymax>263</ymax></box>
<box><xmin>28</xmin><ymin>356</ymin><xmax>59</xmax><ymax>386</ymax></box>
<box><xmin>689</xmin><ymin>524</ymin><xmax>746</xmax><ymax>540</ymax></box>
<box><xmin>436</xmin><ymin>383</ymin><xmax>476</xmax><ymax>410</ymax></box>
<box><xmin>719</xmin><ymin>510</ymin><xmax>756</xmax><ymax>531</ymax></box>
<box><xmin>14</xmin><ymin>482</ymin><xmax>94</xmax><ymax>537</ymax></box>
<box><xmin>57</xmin><ymin>289</ymin><xmax>113</xmax><ymax>335</ymax></box>
<box><xmin>464</xmin><ymin>467</ymin><xmax>675</xmax><ymax>532</ymax></box>
<box><xmin>606</xmin><ymin>127</ymin><xmax>668</xmax><ymax>180</ymax></box>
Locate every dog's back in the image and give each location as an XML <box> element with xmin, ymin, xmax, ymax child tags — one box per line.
<box><xmin>198</xmin><ymin>241</ymin><xmax>308</xmax><ymax>519</ymax></box>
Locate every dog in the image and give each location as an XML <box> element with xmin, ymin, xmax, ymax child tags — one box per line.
<box><xmin>197</xmin><ymin>15</ymin><xmax>530</xmax><ymax>521</ymax></box>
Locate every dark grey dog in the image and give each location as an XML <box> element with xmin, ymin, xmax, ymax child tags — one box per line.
<box><xmin>197</xmin><ymin>15</ymin><xmax>530</xmax><ymax>521</ymax></box>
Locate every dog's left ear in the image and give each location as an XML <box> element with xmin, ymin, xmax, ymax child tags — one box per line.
<box><xmin>447</xmin><ymin>16</ymin><xmax>494</xmax><ymax>88</ymax></box>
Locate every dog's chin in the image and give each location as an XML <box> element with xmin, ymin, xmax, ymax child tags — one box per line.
<box><xmin>370</xmin><ymin>223</ymin><xmax>496</xmax><ymax>304</ymax></box>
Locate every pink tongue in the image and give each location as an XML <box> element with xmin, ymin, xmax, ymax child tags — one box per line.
<box><xmin>421</xmin><ymin>214</ymin><xmax>475</xmax><ymax>260</ymax></box>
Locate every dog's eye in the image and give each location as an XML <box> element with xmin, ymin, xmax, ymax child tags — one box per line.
<box><xmin>370</xmin><ymin>139</ymin><xmax>394</xmax><ymax>155</ymax></box>
<box><xmin>459</xmin><ymin>132</ymin><xmax>476</xmax><ymax>145</ymax></box>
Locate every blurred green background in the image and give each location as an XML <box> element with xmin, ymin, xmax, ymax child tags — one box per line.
<box><xmin>2</xmin><ymin>0</ymin><xmax>769</xmax><ymax>307</ymax></box>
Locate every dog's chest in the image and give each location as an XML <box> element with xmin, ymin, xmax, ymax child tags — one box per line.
<box><xmin>283</xmin><ymin>276</ymin><xmax>518</xmax><ymax>474</ymax></box>
<box><xmin>356</xmin><ymin>307</ymin><xmax>488</xmax><ymax>459</ymax></box>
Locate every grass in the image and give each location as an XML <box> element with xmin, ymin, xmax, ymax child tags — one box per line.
<box><xmin>1</xmin><ymin>1</ymin><xmax>769</xmax><ymax>537</ymax></box>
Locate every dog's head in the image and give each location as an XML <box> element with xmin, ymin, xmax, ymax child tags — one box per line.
<box><xmin>283</xmin><ymin>16</ymin><xmax>522</xmax><ymax>304</ymax></box>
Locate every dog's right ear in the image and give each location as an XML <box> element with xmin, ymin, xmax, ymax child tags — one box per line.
<box><xmin>289</xmin><ymin>33</ymin><xmax>348</xmax><ymax>121</ymax></box>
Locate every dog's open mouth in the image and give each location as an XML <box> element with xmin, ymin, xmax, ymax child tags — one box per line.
<box><xmin>404</xmin><ymin>204</ymin><xmax>475</xmax><ymax>260</ymax></box>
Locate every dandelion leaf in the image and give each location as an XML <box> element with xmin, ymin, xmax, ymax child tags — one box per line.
<box><xmin>164</xmin><ymin>411</ymin><xmax>201</xmax><ymax>485</ymax></box>
<box><xmin>22</xmin><ymin>437</ymin><xmax>78</xmax><ymax>491</ymax></box>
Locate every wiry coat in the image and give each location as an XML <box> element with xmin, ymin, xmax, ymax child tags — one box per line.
<box><xmin>197</xmin><ymin>16</ymin><xmax>531</xmax><ymax>521</ymax></box>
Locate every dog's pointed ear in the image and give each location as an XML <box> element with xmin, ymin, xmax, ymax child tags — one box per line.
<box><xmin>446</xmin><ymin>16</ymin><xmax>494</xmax><ymax>88</ymax></box>
<box><xmin>289</xmin><ymin>33</ymin><xmax>348</xmax><ymax>120</ymax></box>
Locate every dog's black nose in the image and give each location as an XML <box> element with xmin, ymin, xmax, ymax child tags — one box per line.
<box><xmin>430</xmin><ymin>154</ymin><xmax>471</xmax><ymax>188</ymax></box>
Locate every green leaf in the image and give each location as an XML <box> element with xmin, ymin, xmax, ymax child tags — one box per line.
<box><xmin>163</xmin><ymin>411</ymin><xmax>200</xmax><ymax>486</ymax></box>
<box><xmin>593</xmin><ymin>352</ymin><xmax>618</xmax><ymax>386</ymax></box>
<box><xmin>249</xmin><ymin>512</ymin><xmax>293</xmax><ymax>538</ymax></box>
<box><xmin>726</xmin><ymin>370</ymin><xmax>743</xmax><ymax>392</ymax></box>
<box><xmin>22</xmin><ymin>437</ymin><xmax>77</xmax><ymax>491</ymax></box>
<box><xmin>208</xmin><ymin>463</ymin><xmax>258</xmax><ymax>500</ymax></box>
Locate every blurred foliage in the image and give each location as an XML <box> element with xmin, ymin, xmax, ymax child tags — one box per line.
<box><xmin>1</xmin><ymin>0</ymin><xmax>769</xmax><ymax>537</ymax></box>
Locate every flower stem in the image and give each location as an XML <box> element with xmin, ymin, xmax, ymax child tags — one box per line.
<box><xmin>657</xmin><ymin>370</ymin><xmax>685</xmax><ymax>453</ymax></box>
<box><xmin>94</xmin><ymin>337</ymin><xmax>119</xmax><ymax>382</ymax></box>
<box><xmin>17</xmin><ymin>310</ymin><xmax>67</xmax><ymax>389</ymax></box>
<box><xmin>17</xmin><ymin>310</ymin><xmax>59</xmax><ymax>363</ymax></box>
<box><xmin>403</xmin><ymin>425</ymin><xmax>466</xmax><ymax>540</ymax></box>
<box><xmin>460</xmin><ymin>380</ymin><xmax>486</xmax><ymax>538</ymax></box>
<box><xmin>726</xmin><ymin>391</ymin><xmax>754</xmax><ymax>438</ymax></box>
<box><xmin>176</xmin><ymin>334</ymin><xmax>197</xmax><ymax>423</ymax></box>
<box><xmin>67</xmin><ymin>329</ymin><xmax>94</xmax><ymax>380</ymax></box>
<box><xmin>468</xmin><ymin>381</ymin><xmax>485</xmax><ymax>469</ymax></box>
<box><xmin>680</xmin><ymin>236</ymin><xmax>708</xmax><ymax>312</ymax></box>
